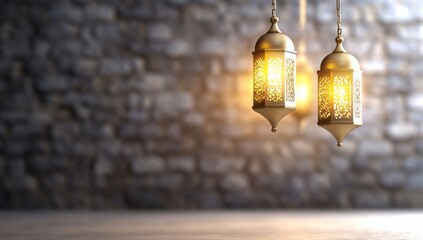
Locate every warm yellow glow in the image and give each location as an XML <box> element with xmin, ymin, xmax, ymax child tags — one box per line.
<box><xmin>334</xmin><ymin>75</ymin><xmax>352</xmax><ymax>119</ymax></box>
<box><xmin>297</xmin><ymin>85</ymin><xmax>308</xmax><ymax>103</ymax></box>
<box><xmin>294</xmin><ymin>56</ymin><xmax>314</xmax><ymax>120</ymax></box>
<box><xmin>296</xmin><ymin>73</ymin><xmax>311</xmax><ymax>110</ymax></box>
<box><xmin>267</xmin><ymin>58</ymin><xmax>283</xmax><ymax>102</ymax></box>
<box><xmin>285</xmin><ymin>58</ymin><xmax>296</xmax><ymax>103</ymax></box>
<box><xmin>318</xmin><ymin>76</ymin><xmax>331</xmax><ymax>120</ymax></box>
<box><xmin>253</xmin><ymin>58</ymin><xmax>266</xmax><ymax>104</ymax></box>
<box><xmin>337</xmin><ymin>87</ymin><xmax>347</xmax><ymax>98</ymax></box>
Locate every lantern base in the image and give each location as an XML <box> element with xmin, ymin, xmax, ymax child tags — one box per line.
<box><xmin>253</xmin><ymin>106</ymin><xmax>295</xmax><ymax>133</ymax></box>
<box><xmin>318</xmin><ymin>122</ymin><xmax>362</xmax><ymax>147</ymax></box>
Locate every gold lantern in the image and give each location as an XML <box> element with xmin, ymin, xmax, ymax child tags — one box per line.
<box><xmin>252</xmin><ymin>0</ymin><xmax>296</xmax><ymax>132</ymax></box>
<box><xmin>317</xmin><ymin>0</ymin><xmax>362</xmax><ymax>147</ymax></box>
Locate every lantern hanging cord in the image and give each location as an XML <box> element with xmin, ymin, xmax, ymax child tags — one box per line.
<box><xmin>336</xmin><ymin>0</ymin><xmax>342</xmax><ymax>37</ymax></box>
<box><xmin>272</xmin><ymin>0</ymin><xmax>276</xmax><ymax>17</ymax></box>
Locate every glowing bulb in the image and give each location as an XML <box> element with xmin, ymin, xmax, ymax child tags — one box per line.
<box><xmin>267</xmin><ymin>58</ymin><xmax>283</xmax><ymax>102</ymax></box>
<box><xmin>338</xmin><ymin>87</ymin><xmax>346</xmax><ymax>97</ymax></box>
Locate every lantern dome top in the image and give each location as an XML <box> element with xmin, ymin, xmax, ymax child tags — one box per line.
<box><xmin>320</xmin><ymin>36</ymin><xmax>360</xmax><ymax>71</ymax></box>
<box><xmin>254</xmin><ymin>16</ymin><xmax>295</xmax><ymax>52</ymax></box>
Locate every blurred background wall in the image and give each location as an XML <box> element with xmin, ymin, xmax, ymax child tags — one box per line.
<box><xmin>1</xmin><ymin>0</ymin><xmax>423</xmax><ymax>208</ymax></box>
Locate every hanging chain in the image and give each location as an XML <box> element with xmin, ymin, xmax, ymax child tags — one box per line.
<box><xmin>272</xmin><ymin>0</ymin><xmax>276</xmax><ymax>17</ymax></box>
<box><xmin>336</xmin><ymin>0</ymin><xmax>342</xmax><ymax>36</ymax></box>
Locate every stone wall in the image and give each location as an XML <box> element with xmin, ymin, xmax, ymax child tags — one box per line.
<box><xmin>1</xmin><ymin>0</ymin><xmax>423</xmax><ymax>208</ymax></box>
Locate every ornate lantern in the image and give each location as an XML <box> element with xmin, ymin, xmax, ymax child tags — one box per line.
<box><xmin>317</xmin><ymin>0</ymin><xmax>363</xmax><ymax>147</ymax></box>
<box><xmin>252</xmin><ymin>0</ymin><xmax>296</xmax><ymax>132</ymax></box>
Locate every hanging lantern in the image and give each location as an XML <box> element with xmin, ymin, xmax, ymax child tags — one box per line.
<box><xmin>292</xmin><ymin>0</ymin><xmax>314</xmax><ymax>126</ymax></box>
<box><xmin>317</xmin><ymin>0</ymin><xmax>363</xmax><ymax>147</ymax></box>
<box><xmin>252</xmin><ymin>0</ymin><xmax>296</xmax><ymax>132</ymax></box>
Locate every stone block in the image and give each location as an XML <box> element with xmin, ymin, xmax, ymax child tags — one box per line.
<box><xmin>94</xmin><ymin>24</ymin><xmax>120</xmax><ymax>41</ymax></box>
<box><xmin>131</xmin><ymin>156</ymin><xmax>165</xmax><ymax>174</ymax></box>
<box><xmin>407</xmin><ymin>94</ymin><xmax>423</xmax><ymax>112</ymax></box>
<box><xmin>168</xmin><ymin>0</ymin><xmax>189</xmax><ymax>5</ymax></box>
<box><xmin>148</xmin><ymin>23</ymin><xmax>172</xmax><ymax>40</ymax></box>
<box><xmin>361</xmin><ymin>58</ymin><xmax>386</xmax><ymax>74</ymax></box>
<box><xmin>134</xmin><ymin>58</ymin><xmax>145</xmax><ymax>72</ymax></box>
<box><xmin>50</xmin><ymin>3</ymin><xmax>82</xmax><ymax>23</ymax></box>
<box><xmin>199</xmin><ymin>38</ymin><xmax>226</xmax><ymax>56</ymax></box>
<box><xmin>224</xmin><ymin>191</ymin><xmax>255</xmax><ymax>208</ymax></box>
<box><xmin>75</xmin><ymin>59</ymin><xmax>97</xmax><ymax>76</ymax></box>
<box><xmin>308</xmin><ymin>174</ymin><xmax>331</xmax><ymax>191</ymax></box>
<box><xmin>265</xmin><ymin>158</ymin><xmax>285</xmax><ymax>175</ymax></box>
<box><xmin>35</xmin><ymin>75</ymin><xmax>68</xmax><ymax>92</ymax></box>
<box><xmin>200</xmin><ymin>156</ymin><xmax>245</xmax><ymax>174</ymax></box>
<box><xmin>34</xmin><ymin>41</ymin><xmax>50</xmax><ymax>57</ymax></box>
<box><xmin>406</xmin><ymin>173</ymin><xmax>423</xmax><ymax>190</ymax></box>
<box><xmin>291</xmin><ymin>139</ymin><xmax>315</xmax><ymax>158</ymax></box>
<box><xmin>43</xmin><ymin>23</ymin><xmax>78</xmax><ymax>40</ymax></box>
<box><xmin>220</xmin><ymin>173</ymin><xmax>249</xmax><ymax>191</ymax></box>
<box><xmin>379</xmin><ymin>1</ymin><xmax>412</xmax><ymax>23</ymax></box>
<box><xmin>85</xmin><ymin>4</ymin><xmax>115</xmax><ymax>21</ymax></box>
<box><xmin>154</xmin><ymin>174</ymin><xmax>184</xmax><ymax>190</ymax></box>
<box><xmin>357</xmin><ymin>139</ymin><xmax>394</xmax><ymax>159</ymax></box>
<box><xmin>168</xmin><ymin>156</ymin><xmax>195</xmax><ymax>172</ymax></box>
<box><xmin>403</xmin><ymin>157</ymin><xmax>422</xmax><ymax>172</ymax></box>
<box><xmin>140</xmin><ymin>124</ymin><xmax>164</xmax><ymax>139</ymax></box>
<box><xmin>224</xmin><ymin>56</ymin><xmax>250</xmax><ymax>73</ymax></box>
<box><xmin>395</xmin><ymin>191</ymin><xmax>423</xmax><ymax>208</ymax></box>
<box><xmin>119</xmin><ymin>123</ymin><xmax>139</xmax><ymax>139</ymax></box>
<box><xmin>254</xmin><ymin>175</ymin><xmax>285</xmax><ymax>192</ymax></box>
<box><xmin>353</xmin><ymin>191</ymin><xmax>391</xmax><ymax>208</ymax></box>
<box><xmin>94</xmin><ymin>159</ymin><xmax>113</xmax><ymax>176</ymax></box>
<box><xmin>53</xmin><ymin>40</ymin><xmax>82</xmax><ymax>57</ymax></box>
<box><xmin>142</xmin><ymin>74</ymin><xmax>166</xmax><ymax>91</ymax></box>
<box><xmin>1</xmin><ymin>40</ymin><xmax>30</xmax><ymax>57</ymax></box>
<box><xmin>100</xmin><ymin>58</ymin><xmax>133</xmax><ymax>76</ymax></box>
<box><xmin>378</xmin><ymin>170</ymin><xmax>405</xmax><ymax>189</ymax></box>
<box><xmin>183</xmin><ymin>112</ymin><xmax>205</xmax><ymax>126</ymax></box>
<box><xmin>198</xmin><ymin>192</ymin><xmax>222</xmax><ymax>208</ymax></box>
<box><xmin>386</xmin><ymin>122</ymin><xmax>417</xmax><ymax>141</ymax></box>
<box><xmin>154</xmin><ymin>91</ymin><xmax>194</xmax><ymax>118</ymax></box>
<box><xmin>329</xmin><ymin>156</ymin><xmax>350</xmax><ymax>172</ymax></box>
<box><xmin>164</xmin><ymin>40</ymin><xmax>191</xmax><ymax>57</ymax></box>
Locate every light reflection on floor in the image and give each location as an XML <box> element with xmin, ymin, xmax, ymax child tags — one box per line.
<box><xmin>0</xmin><ymin>211</ymin><xmax>422</xmax><ymax>240</ymax></box>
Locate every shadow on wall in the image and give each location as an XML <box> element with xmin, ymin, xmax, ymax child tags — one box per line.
<box><xmin>0</xmin><ymin>0</ymin><xmax>423</xmax><ymax>208</ymax></box>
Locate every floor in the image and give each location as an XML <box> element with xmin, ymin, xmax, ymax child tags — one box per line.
<box><xmin>0</xmin><ymin>211</ymin><xmax>422</xmax><ymax>239</ymax></box>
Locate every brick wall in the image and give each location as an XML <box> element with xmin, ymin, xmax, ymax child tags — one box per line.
<box><xmin>1</xmin><ymin>0</ymin><xmax>423</xmax><ymax>208</ymax></box>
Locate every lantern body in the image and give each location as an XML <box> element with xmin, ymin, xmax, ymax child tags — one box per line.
<box><xmin>317</xmin><ymin>37</ymin><xmax>362</xmax><ymax>146</ymax></box>
<box><xmin>252</xmin><ymin>17</ymin><xmax>296</xmax><ymax>132</ymax></box>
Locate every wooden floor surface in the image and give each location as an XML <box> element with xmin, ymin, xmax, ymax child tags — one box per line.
<box><xmin>0</xmin><ymin>211</ymin><xmax>422</xmax><ymax>240</ymax></box>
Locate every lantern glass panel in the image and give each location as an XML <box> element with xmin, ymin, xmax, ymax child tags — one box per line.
<box><xmin>253</xmin><ymin>57</ymin><xmax>266</xmax><ymax>105</ymax></box>
<box><xmin>353</xmin><ymin>72</ymin><xmax>362</xmax><ymax>122</ymax></box>
<box><xmin>285</xmin><ymin>56</ymin><xmax>296</xmax><ymax>106</ymax></box>
<box><xmin>267</xmin><ymin>56</ymin><xmax>284</xmax><ymax>103</ymax></box>
<box><xmin>333</xmin><ymin>74</ymin><xmax>352</xmax><ymax>120</ymax></box>
<box><xmin>318</xmin><ymin>75</ymin><xmax>332</xmax><ymax>121</ymax></box>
